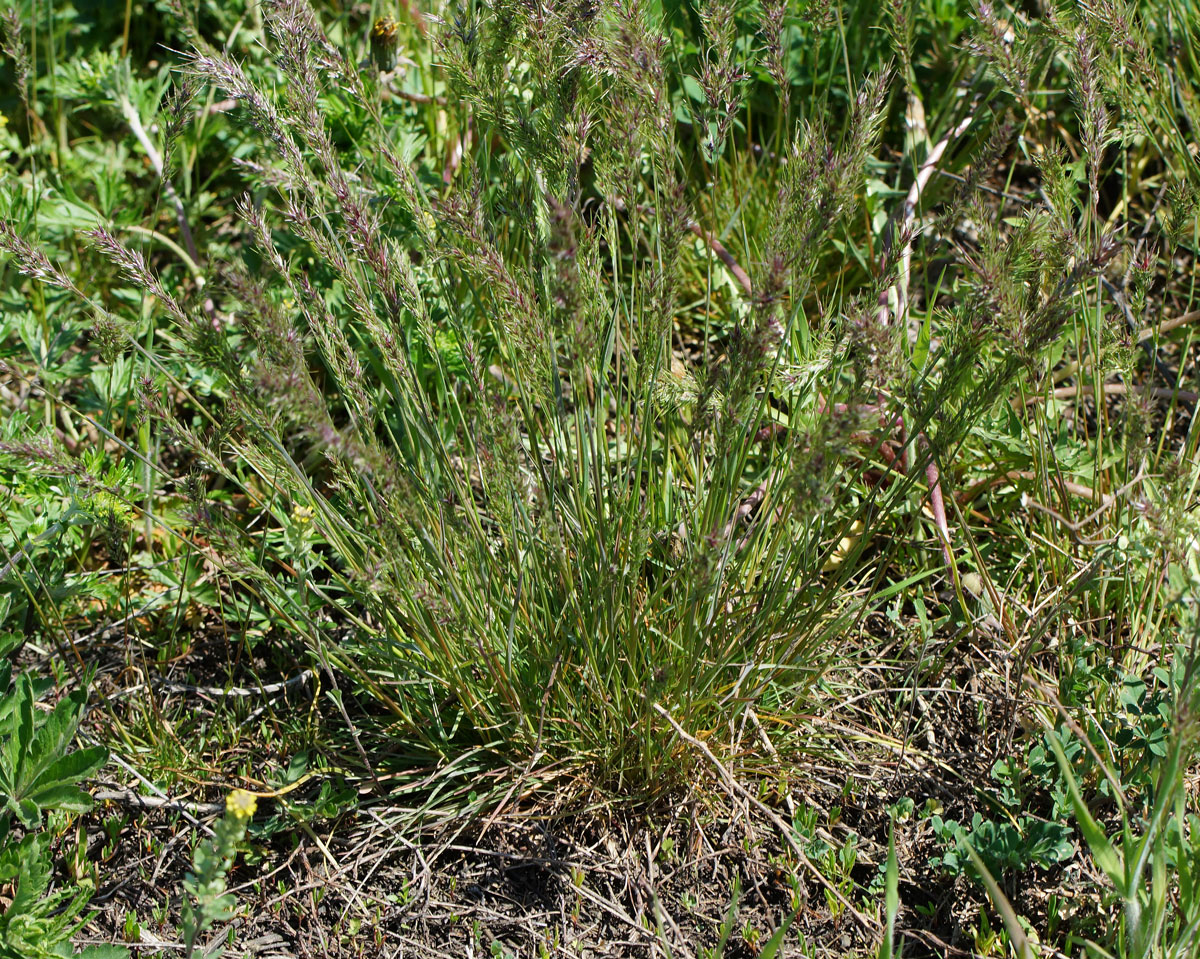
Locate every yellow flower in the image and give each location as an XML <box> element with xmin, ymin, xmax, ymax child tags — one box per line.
<box><xmin>370</xmin><ymin>17</ymin><xmax>400</xmax><ymax>71</ymax></box>
<box><xmin>291</xmin><ymin>505</ymin><xmax>314</xmax><ymax>525</ymax></box>
<box><xmin>226</xmin><ymin>789</ymin><xmax>258</xmax><ymax>821</ymax></box>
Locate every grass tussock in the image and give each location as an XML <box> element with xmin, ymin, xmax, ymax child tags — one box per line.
<box><xmin>0</xmin><ymin>0</ymin><xmax>1199</xmax><ymax>955</ymax></box>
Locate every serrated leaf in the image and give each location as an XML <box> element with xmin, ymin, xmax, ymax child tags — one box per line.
<box><xmin>15</xmin><ymin>796</ymin><xmax>42</xmax><ymax>827</ymax></box>
<box><xmin>11</xmin><ymin>673</ymin><xmax>36</xmax><ymax>776</ymax></box>
<box><xmin>19</xmin><ymin>689</ymin><xmax>88</xmax><ymax>789</ymax></box>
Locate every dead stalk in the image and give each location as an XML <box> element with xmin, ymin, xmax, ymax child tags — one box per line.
<box><xmin>652</xmin><ymin>701</ymin><xmax>883</xmax><ymax>937</ymax></box>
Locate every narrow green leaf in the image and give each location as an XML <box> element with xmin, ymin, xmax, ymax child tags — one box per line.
<box><xmin>1045</xmin><ymin>729</ymin><xmax>1124</xmax><ymax>888</ymax></box>
<box><xmin>714</xmin><ymin>877</ymin><xmax>740</xmax><ymax>955</ymax></box>
<box><xmin>759</xmin><ymin>909</ymin><xmax>798</xmax><ymax>959</ymax></box>
<box><xmin>962</xmin><ymin>841</ymin><xmax>1037</xmax><ymax>959</ymax></box>
<box><xmin>880</xmin><ymin>822</ymin><xmax>898</xmax><ymax>959</ymax></box>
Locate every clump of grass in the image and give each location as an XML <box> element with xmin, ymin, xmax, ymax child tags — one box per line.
<box><xmin>0</xmin><ymin>0</ymin><xmax>1182</xmax><ymax>805</ymax></box>
<box><xmin>159</xmin><ymin>0</ymin><xmax>911</xmax><ymax>792</ymax></box>
<box><xmin>2</xmin><ymin>0</ymin><xmax>1200</xmax><ymax>954</ymax></box>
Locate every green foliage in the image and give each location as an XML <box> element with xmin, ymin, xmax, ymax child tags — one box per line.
<box><xmin>0</xmin><ymin>0</ymin><xmax>1199</xmax><ymax>953</ymax></box>
<box><xmin>0</xmin><ymin>632</ymin><xmax>123</xmax><ymax>959</ymax></box>
<box><xmin>930</xmin><ymin>810</ymin><xmax>1075</xmax><ymax>880</ymax></box>
<box><xmin>180</xmin><ymin>791</ymin><xmax>258</xmax><ymax>959</ymax></box>
<box><xmin>879</xmin><ymin>822</ymin><xmax>900</xmax><ymax>959</ymax></box>
<box><xmin>0</xmin><ymin>675</ymin><xmax>106</xmax><ymax>828</ymax></box>
<box><xmin>0</xmin><ymin>832</ymin><xmax>125</xmax><ymax>959</ymax></box>
<box><xmin>1044</xmin><ymin>677</ymin><xmax>1200</xmax><ymax>959</ymax></box>
<box><xmin>39</xmin><ymin>0</ymin><xmax>951</xmax><ymax>795</ymax></box>
<box><xmin>684</xmin><ymin>876</ymin><xmax>798</xmax><ymax>959</ymax></box>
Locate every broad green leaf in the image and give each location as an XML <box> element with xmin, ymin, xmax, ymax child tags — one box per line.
<box><xmin>13</xmin><ymin>796</ymin><xmax>42</xmax><ymax>828</ymax></box>
<box><xmin>18</xmin><ymin>690</ymin><xmax>88</xmax><ymax>790</ymax></box>
<box><xmin>23</xmin><ymin>784</ymin><xmax>94</xmax><ymax>815</ymax></box>
<box><xmin>76</xmin><ymin>947</ymin><xmax>132</xmax><ymax>959</ymax></box>
<box><xmin>30</xmin><ymin>745</ymin><xmax>108</xmax><ymax>793</ymax></box>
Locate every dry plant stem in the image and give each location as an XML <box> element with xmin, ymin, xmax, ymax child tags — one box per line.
<box><xmin>148</xmin><ymin>669</ymin><xmax>314</xmax><ymax>698</ymax></box>
<box><xmin>903</xmin><ymin>927</ymin><xmax>1003</xmax><ymax>957</ymax></box>
<box><xmin>870</xmin><ymin>110</ymin><xmax>976</xmax><ymax>572</ymax></box>
<box><xmin>688</xmin><ymin>221</ymin><xmax>752</xmax><ymax>295</ymax></box>
<box><xmin>895</xmin><ymin>112</ymin><xmax>976</xmax><ymax>327</ymax></box>
<box><xmin>383</xmin><ymin>83</ymin><xmax>447</xmax><ymax>107</ymax></box>
<box><xmin>315</xmin><ymin>657</ymin><xmax>379</xmax><ymax>789</ymax></box>
<box><xmin>572</xmin><ymin>879</ymin><xmax>663</xmax><ymax>944</ymax></box>
<box><xmin>443</xmin><ymin>113</ymin><xmax>471</xmax><ymax>183</ymax></box>
<box><xmin>1050</xmin><ymin>307</ymin><xmax>1200</xmax><ymax>388</ymax></box>
<box><xmin>93</xmin><ymin>789</ymin><xmax>225</xmax><ymax>817</ymax></box>
<box><xmin>294</xmin><ymin>819</ymin><xmax>372</xmax><ymax>920</ymax></box>
<box><xmin>83</xmin><ymin>730</ymin><xmax>216</xmax><ymax>837</ymax></box>
<box><xmin>121</xmin><ymin>99</ymin><xmax>200</xmax><ymax>269</ymax></box>
<box><xmin>876</xmin><ymin>109</ymin><xmax>976</xmax><ymax>332</ymax></box>
<box><xmin>1022</xmin><ymin>473</ymin><xmax>1144</xmax><ymax>545</ymax></box>
<box><xmin>651</xmin><ymin>701</ymin><xmax>882</xmax><ymax>936</ymax></box>
<box><xmin>958</xmin><ymin>468</ymin><xmax>1113</xmax><ymax>506</ymax></box>
<box><xmin>1140</xmin><ymin>307</ymin><xmax>1200</xmax><ymax>341</ymax></box>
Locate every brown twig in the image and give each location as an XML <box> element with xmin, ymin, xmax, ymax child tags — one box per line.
<box><xmin>1139</xmin><ymin>307</ymin><xmax>1200</xmax><ymax>342</ymax></box>
<box><xmin>957</xmin><ymin>468</ymin><xmax>1112</xmax><ymax>507</ymax></box>
<box><xmin>1051</xmin><ymin>307</ymin><xmax>1200</xmax><ymax>387</ymax></box>
<box><xmin>687</xmin><ymin>221</ymin><xmax>753</xmax><ymax>295</ymax></box>
<box><xmin>149</xmin><ymin>670</ymin><xmax>314</xmax><ymax>698</ymax></box>
<box><xmin>382</xmin><ymin>84</ymin><xmax>448</xmax><ymax>107</ymax></box>
<box><xmin>93</xmin><ymin>789</ymin><xmax>225</xmax><ymax>817</ymax></box>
